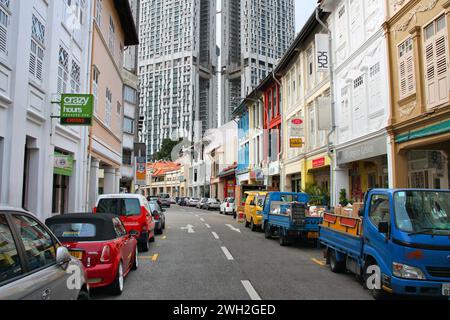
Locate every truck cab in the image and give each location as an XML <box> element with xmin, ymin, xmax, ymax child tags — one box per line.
<box><xmin>244</xmin><ymin>191</ymin><xmax>267</xmax><ymax>231</ymax></box>
<box><xmin>262</xmin><ymin>192</ymin><xmax>322</xmax><ymax>246</ymax></box>
<box><xmin>319</xmin><ymin>189</ymin><xmax>450</xmax><ymax>299</ymax></box>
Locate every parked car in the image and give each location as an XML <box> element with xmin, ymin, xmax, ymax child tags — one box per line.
<box><xmin>220</xmin><ymin>198</ymin><xmax>236</xmax><ymax>216</ymax></box>
<box><xmin>170</xmin><ymin>197</ymin><xmax>176</xmax><ymax>204</ymax></box>
<box><xmin>0</xmin><ymin>207</ymin><xmax>89</xmax><ymax>300</ymax></box>
<box><xmin>147</xmin><ymin>196</ymin><xmax>161</xmax><ymax>205</ymax></box>
<box><xmin>197</xmin><ymin>198</ymin><xmax>208</xmax><ymax>209</ymax></box>
<box><xmin>46</xmin><ymin>213</ymin><xmax>138</xmax><ymax>295</ymax></box>
<box><xmin>244</xmin><ymin>191</ymin><xmax>268</xmax><ymax>231</ymax></box>
<box><xmin>188</xmin><ymin>198</ymin><xmax>200</xmax><ymax>207</ymax></box>
<box><xmin>149</xmin><ymin>201</ymin><xmax>166</xmax><ymax>235</ymax></box>
<box><xmin>94</xmin><ymin>194</ymin><xmax>155</xmax><ymax>252</ymax></box>
<box><xmin>205</xmin><ymin>198</ymin><xmax>221</xmax><ymax>211</ymax></box>
<box><xmin>178</xmin><ymin>197</ymin><xmax>187</xmax><ymax>206</ymax></box>
<box><xmin>157</xmin><ymin>193</ymin><xmax>171</xmax><ymax>208</ymax></box>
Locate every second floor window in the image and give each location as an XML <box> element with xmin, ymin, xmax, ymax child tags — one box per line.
<box><xmin>70</xmin><ymin>60</ymin><xmax>80</xmax><ymax>93</ymax></box>
<box><xmin>108</xmin><ymin>16</ymin><xmax>115</xmax><ymax>55</ymax></box>
<box><xmin>398</xmin><ymin>37</ymin><xmax>415</xmax><ymax>99</ymax></box>
<box><xmin>423</xmin><ymin>14</ymin><xmax>448</xmax><ymax>108</ymax></box>
<box><xmin>105</xmin><ymin>88</ymin><xmax>112</xmax><ymax>127</ymax></box>
<box><xmin>29</xmin><ymin>14</ymin><xmax>45</xmax><ymax>82</ymax></box>
<box><xmin>0</xmin><ymin>0</ymin><xmax>10</xmax><ymax>56</ymax></box>
<box><xmin>57</xmin><ymin>46</ymin><xmax>69</xmax><ymax>94</ymax></box>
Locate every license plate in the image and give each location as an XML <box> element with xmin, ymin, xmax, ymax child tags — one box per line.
<box><xmin>307</xmin><ymin>232</ymin><xmax>318</xmax><ymax>239</ymax></box>
<box><xmin>69</xmin><ymin>251</ymin><xmax>83</xmax><ymax>260</ymax></box>
<box><xmin>443</xmin><ymin>283</ymin><xmax>450</xmax><ymax>296</ymax></box>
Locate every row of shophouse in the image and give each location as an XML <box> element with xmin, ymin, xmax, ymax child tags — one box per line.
<box><xmin>0</xmin><ymin>0</ymin><xmax>141</xmax><ymax>221</ymax></box>
<box><xmin>145</xmin><ymin>0</ymin><xmax>449</xmax><ymax>207</ymax></box>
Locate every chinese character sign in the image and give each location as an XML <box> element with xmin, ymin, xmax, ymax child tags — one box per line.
<box><xmin>315</xmin><ymin>34</ymin><xmax>330</xmax><ymax>73</ymax></box>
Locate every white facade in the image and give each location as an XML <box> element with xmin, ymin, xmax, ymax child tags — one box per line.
<box><xmin>323</xmin><ymin>0</ymin><xmax>393</xmax><ymax>204</ymax></box>
<box><xmin>138</xmin><ymin>0</ymin><xmax>218</xmax><ymax>158</ymax></box>
<box><xmin>221</xmin><ymin>0</ymin><xmax>295</xmax><ymax>125</ymax></box>
<box><xmin>0</xmin><ymin>0</ymin><xmax>92</xmax><ymax>220</ymax></box>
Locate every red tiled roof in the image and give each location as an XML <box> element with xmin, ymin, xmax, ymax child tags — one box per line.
<box><xmin>147</xmin><ymin>161</ymin><xmax>181</xmax><ymax>177</ymax></box>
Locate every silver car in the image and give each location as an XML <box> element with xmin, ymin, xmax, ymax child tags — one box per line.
<box><xmin>0</xmin><ymin>207</ymin><xmax>89</xmax><ymax>300</ymax></box>
<box><xmin>205</xmin><ymin>198</ymin><xmax>221</xmax><ymax>211</ymax></box>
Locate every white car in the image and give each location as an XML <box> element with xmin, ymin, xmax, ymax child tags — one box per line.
<box><xmin>188</xmin><ymin>198</ymin><xmax>200</xmax><ymax>207</ymax></box>
<box><xmin>220</xmin><ymin>198</ymin><xmax>236</xmax><ymax>215</ymax></box>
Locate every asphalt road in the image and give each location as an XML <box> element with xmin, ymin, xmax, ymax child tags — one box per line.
<box><xmin>92</xmin><ymin>205</ymin><xmax>373</xmax><ymax>300</ymax></box>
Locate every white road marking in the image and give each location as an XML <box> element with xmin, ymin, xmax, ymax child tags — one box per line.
<box><xmin>221</xmin><ymin>246</ymin><xmax>234</xmax><ymax>260</ymax></box>
<box><xmin>181</xmin><ymin>224</ymin><xmax>195</xmax><ymax>233</ymax></box>
<box><xmin>225</xmin><ymin>224</ymin><xmax>241</xmax><ymax>233</ymax></box>
<box><xmin>205</xmin><ymin>224</ymin><xmax>211</xmax><ymax>229</ymax></box>
<box><xmin>212</xmin><ymin>232</ymin><xmax>220</xmax><ymax>240</ymax></box>
<box><xmin>241</xmin><ymin>281</ymin><xmax>262</xmax><ymax>300</ymax></box>
<box><xmin>200</xmin><ymin>218</ymin><xmax>205</xmax><ymax>222</ymax></box>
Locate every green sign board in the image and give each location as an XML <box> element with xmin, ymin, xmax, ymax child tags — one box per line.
<box><xmin>54</xmin><ymin>153</ymin><xmax>74</xmax><ymax>177</ymax></box>
<box><xmin>60</xmin><ymin>94</ymin><xmax>93</xmax><ymax>126</ymax></box>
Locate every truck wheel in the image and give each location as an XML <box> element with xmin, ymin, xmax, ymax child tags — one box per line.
<box><xmin>363</xmin><ymin>262</ymin><xmax>389</xmax><ymax>300</ymax></box>
<box><xmin>245</xmin><ymin>219</ymin><xmax>250</xmax><ymax>228</ymax></box>
<box><xmin>329</xmin><ymin>250</ymin><xmax>345</xmax><ymax>273</ymax></box>
<box><xmin>279</xmin><ymin>232</ymin><xmax>290</xmax><ymax>246</ymax></box>
<box><xmin>250</xmin><ymin>219</ymin><xmax>257</xmax><ymax>232</ymax></box>
<box><xmin>264</xmin><ymin>223</ymin><xmax>272</xmax><ymax>239</ymax></box>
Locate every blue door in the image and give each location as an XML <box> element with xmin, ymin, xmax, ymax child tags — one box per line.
<box><xmin>363</xmin><ymin>192</ymin><xmax>393</xmax><ymax>276</ymax></box>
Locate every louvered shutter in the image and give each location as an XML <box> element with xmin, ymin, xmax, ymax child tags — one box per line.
<box><xmin>0</xmin><ymin>8</ymin><xmax>8</xmax><ymax>55</ymax></box>
<box><xmin>398</xmin><ymin>39</ymin><xmax>415</xmax><ymax>99</ymax></box>
<box><xmin>424</xmin><ymin>19</ymin><xmax>449</xmax><ymax>108</ymax></box>
<box><xmin>435</xmin><ymin>33</ymin><xmax>448</xmax><ymax>104</ymax></box>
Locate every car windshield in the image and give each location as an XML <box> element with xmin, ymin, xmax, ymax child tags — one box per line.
<box><xmin>394</xmin><ymin>191</ymin><xmax>450</xmax><ymax>234</ymax></box>
<box><xmin>97</xmin><ymin>198</ymin><xmax>141</xmax><ymax>216</ymax></box>
<box><xmin>159</xmin><ymin>194</ymin><xmax>170</xmax><ymax>199</ymax></box>
<box><xmin>192</xmin><ymin>198</ymin><xmax>199</xmax><ymax>201</ymax></box>
<box><xmin>49</xmin><ymin>223</ymin><xmax>96</xmax><ymax>238</ymax></box>
<box><xmin>149</xmin><ymin>202</ymin><xmax>161</xmax><ymax>212</ymax></box>
<box><xmin>227</xmin><ymin>198</ymin><xmax>235</xmax><ymax>203</ymax></box>
<box><xmin>257</xmin><ymin>195</ymin><xmax>266</xmax><ymax>207</ymax></box>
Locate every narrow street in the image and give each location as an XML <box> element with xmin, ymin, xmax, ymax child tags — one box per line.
<box><xmin>92</xmin><ymin>206</ymin><xmax>373</xmax><ymax>300</ymax></box>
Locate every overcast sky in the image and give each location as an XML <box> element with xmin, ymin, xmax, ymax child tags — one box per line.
<box><xmin>296</xmin><ymin>1</ymin><xmax>318</xmax><ymax>33</ymax></box>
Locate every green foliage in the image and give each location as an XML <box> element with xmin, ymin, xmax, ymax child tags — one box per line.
<box><xmin>339</xmin><ymin>189</ymin><xmax>349</xmax><ymax>206</ymax></box>
<box><xmin>154</xmin><ymin>139</ymin><xmax>182</xmax><ymax>161</ymax></box>
<box><xmin>305</xmin><ymin>183</ymin><xmax>330</xmax><ymax>206</ymax></box>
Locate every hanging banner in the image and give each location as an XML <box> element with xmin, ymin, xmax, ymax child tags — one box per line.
<box><xmin>54</xmin><ymin>153</ymin><xmax>74</xmax><ymax>176</ymax></box>
<box><xmin>315</xmin><ymin>34</ymin><xmax>330</xmax><ymax>73</ymax></box>
<box><xmin>60</xmin><ymin>94</ymin><xmax>94</xmax><ymax>126</ymax></box>
<box><xmin>135</xmin><ymin>157</ymin><xmax>147</xmax><ymax>186</ymax></box>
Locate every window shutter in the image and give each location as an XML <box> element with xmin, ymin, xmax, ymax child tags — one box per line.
<box><xmin>435</xmin><ymin>34</ymin><xmax>448</xmax><ymax>104</ymax></box>
<box><xmin>424</xmin><ymin>38</ymin><xmax>437</xmax><ymax>106</ymax></box>
<box><xmin>0</xmin><ymin>8</ymin><xmax>8</xmax><ymax>55</ymax></box>
<box><xmin>398</xmin><ymin>40</ymin><xmax>415</xmax><ymax>99</ymax></box>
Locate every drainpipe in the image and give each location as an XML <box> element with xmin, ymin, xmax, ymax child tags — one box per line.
<box><xmin>84</xmin><ymin>0</ymin><xmax>95</xmax><ymax>212</ymax></box>
<box><xmin>315</xmin><ymin>6</ymin><xmax>336</xmax><ymax>207</ymax></box>
<box><xmin>271</xmin><ymin>72</ymin><xmax>285</xmax><ymax>191</ymax></box>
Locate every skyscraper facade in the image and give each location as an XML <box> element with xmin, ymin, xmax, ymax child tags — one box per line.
<box><xmin>138</xmin><ymin>0</ymin><xmax>218</xmax><ymax>159</ymax></box>
<box><xmin>221</xmin><ymin>0</ymin><xmax>295</xmax><ymax>125</ymax></box>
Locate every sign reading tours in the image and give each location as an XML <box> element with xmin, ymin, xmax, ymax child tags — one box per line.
<box><xmin>60</xmin><ymin>94</ymin><xmax>94</xmax><ymax>126</ymax></box>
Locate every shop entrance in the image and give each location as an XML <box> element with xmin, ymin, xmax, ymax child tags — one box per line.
<box><xmin>408</xmin><ymin>150</ymin><xmax>448</xmax><ymax>189</ymax></box>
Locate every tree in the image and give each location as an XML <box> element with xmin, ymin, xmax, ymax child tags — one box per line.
<box><xmin>154</xmin><ymin>139</ymin><xmax>182</xmax><ymax>161</ymax></box>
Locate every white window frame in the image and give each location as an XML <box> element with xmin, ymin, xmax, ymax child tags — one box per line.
<box><xmin>105</xmin><ymin>88</ymin><xmax>112</xmax><ymax>127</ymax></box>
<box><xmin>398</xmin><ymin>37</ymin><xmax>415</xmax><ymax>99</ymax></box>
<box><xmin>57</xmin><ymin>45</ymin><xmax>69</xmax><ymax>94</ymax></box>
<box><xmin>29</xmin><ymin>14</ymin><xmax>45</xmax><ymax>83</ymax></box>
<box><xmin>92</xmin><ymin>66</ymin><xmax>99</xmax><ymax>114</ymax></box>
<box><xmin>0</xmin><ymin>0</ymin><xmax>10</xmax><ymax>57</ymax></box>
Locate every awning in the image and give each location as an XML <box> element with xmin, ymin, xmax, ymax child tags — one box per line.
<box><xmin>395</xmin><ymin>120</ymin><xmax>450</xmax><ymax>144</ymax></box>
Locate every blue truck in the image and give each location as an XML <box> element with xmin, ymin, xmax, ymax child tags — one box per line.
<box><xmin>262</xmin><ymin>192</ymin><xmax>323</xmax><ymax>246</ymax></box>
<box><xmin>319</xmin><ymin>189</ymin><xmax>450</xmax><ymax>299</ymax></box>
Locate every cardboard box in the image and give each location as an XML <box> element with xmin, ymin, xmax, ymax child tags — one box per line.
<box><xmin>352</xmin><ymin>202</ymin><xmax>364</xmax><ymax>217</ymax></box>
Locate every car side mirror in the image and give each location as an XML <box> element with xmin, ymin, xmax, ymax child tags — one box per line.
<box><xmin>56</xmin><ymin>246</ymin><xmax>72</xmax><ymax>270</ymax></box>
<box><xmin>378</xmin><ymin>222</ymin><xmax>389</xmax><ymax>235</ymax></box>
<box><xmin>358</xmin><ymin>208</ymin><xmax>364</xmax><ymax>217</ymax></box>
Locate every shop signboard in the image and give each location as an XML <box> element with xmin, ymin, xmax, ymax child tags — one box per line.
<box><xmin>269</xmin><ymin>161</ymin><xmax>280</xmax><ymax>176</ymax></box>
<box><xmin>315</xmin><ymin>34</ymin><xmax>330</xmax><ymax>73</ymax></box>
<box><xmin>312</xmin><ymin>157</ymin><xmax>326</xmax><ymax>168</ymax></box>
<box><xmin>60</xmin><ymin>94</ymin><xmax>93</xmax><ymax>126</ymax></box>
<box><xmin>54</xmin><ymin>153</ymin><xmax>74</xmax><ymax>177</ymax></box>
<box><xmin>337</xmin><ymin>136</ymin><xmax>387</xmax><ymax>166</ymax></box>
<box><xmin>135</xmin><ymin>156</ymin><xmax>147</xmax><ymax>186</ymax></box>
<box><xmin>290</xmin><ymin>138</ymin><xmax>303</xmax><ymax>148</ymax></box>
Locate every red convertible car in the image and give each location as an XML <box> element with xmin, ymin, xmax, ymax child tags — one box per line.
<box><xmin>46</xmin><ymin>213</ymin><xmax>138</xmax><ymax>295</ymax></box>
